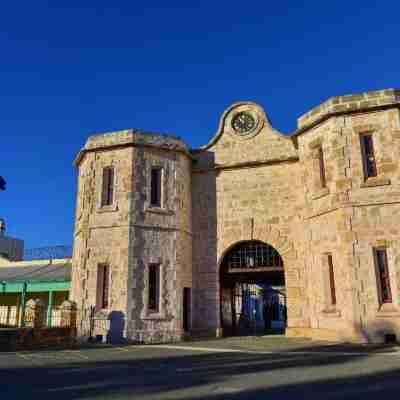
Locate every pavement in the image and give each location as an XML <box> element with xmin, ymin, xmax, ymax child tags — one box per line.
<box><xmin>1</xmin><ymin>335</ymin><xmax>400</xmax><ymax>399</ymax></box>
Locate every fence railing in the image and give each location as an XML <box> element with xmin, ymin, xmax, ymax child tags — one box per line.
<box><xmin>0</xmin><ymin>300</ymin><xmax>76</xmax><ymax>329</ymax></box>
<box><xmin>0</xmin><ymin>305</ymin><xmax>18</xmax><ymax>327</ymax></box>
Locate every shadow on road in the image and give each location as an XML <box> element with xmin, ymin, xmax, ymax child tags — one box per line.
<box><xmin>0</xmin><ymin>341</ymin><xmax>399</xmax><ymax>399</ymax></box>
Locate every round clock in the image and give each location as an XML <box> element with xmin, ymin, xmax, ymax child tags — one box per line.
<box><xmin>231</xmin><ymin>112</ymin><xmax>256</xmax><ymax>135</ymax></box>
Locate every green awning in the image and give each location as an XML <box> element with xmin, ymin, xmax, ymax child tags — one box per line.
<box><xmin>0</xmin><ymin>261</ymin><xmax>71</xmax><ymax>293</ymax></box>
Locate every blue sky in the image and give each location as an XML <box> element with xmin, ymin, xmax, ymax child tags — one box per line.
<box><xmin>1</xmin><ymin>1</ymin><xmax>399</xmax><ymax>250</ymax></box>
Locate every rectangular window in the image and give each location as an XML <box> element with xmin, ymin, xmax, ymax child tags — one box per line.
<box><xmin>150</xmin><ymin>167</ymin><xmax>162</xmax><ymax>207</ymax></box>
<box><xmin>183</xmin><ymin>287</ymin><xmax>191</xmax><ymax>332</ymax></box>
<box><xmin>96</xmin><ymin>264</ymin><xmax>110</xmax><ymax>309</ymax></box>
<box><xmin>318</xmin><ymin>146</ymin><xmax>327</xmax><ymax>188</ymax></box>
<box><xmin>101</xmin><ymin>166</ymin><xmax>114</xmax><ymax>206</ymax></box>
<box><xmin>374</xmin><ymin>248</ymin><xmax>392</xmax><ymax>304</ymax></box>
<box><xmin>327</xmin><ymin>254</ymin><xmax>336</xmax><ymax>306</ymax></box>
<box><xmin>148</xmin><ymin>264</ymin><xmax>160</xmax><ymax>312</ymax></box>
<box><xmin>361</xmin><ymin>134</ymin><xmax>377</xmax><ymax>179</ymax></box>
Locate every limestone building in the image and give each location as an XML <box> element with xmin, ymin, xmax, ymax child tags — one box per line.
<box><xmin>72</xmin><ymin>88</ymin><xmax>400</xmax><ymax>343</ymax></box>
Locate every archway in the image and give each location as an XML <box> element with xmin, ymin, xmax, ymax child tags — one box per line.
<box><xmin>219</xmin><ymin>240</ymin><xmax>286</xmax><ymax>336</ymax></box>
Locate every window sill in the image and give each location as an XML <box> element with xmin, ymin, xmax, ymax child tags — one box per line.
<box><xmin>321</xmin><ymin>308</ymin><xmax>341</xmax><ymax>318</ymax></box>
<box><xmin>146</xmin><ymin>206</ymin><xmax>174</xmax><ymax>216</ymax></box>
<box><xmin>312</xmin><ymin>187</ymin><xmax>330</xmax><ymax>200</ymax></box>
<box><xmin>360</xmin><ymin>177</ymin><xmax>391</xmax><ymax>188</ymax></box>
<box><xmin>94</xmin><ymin>309</ymin><xmax>110</xmax><ymax>319</ymax></box>
<box><xmin>97</xmin><ymin>203</ymin><xmax>118</xmax><ymax>213</ymax></box>
<box><xmin>143</xmin><ymin>313</ymin><xmax>167</xmax><ymax>321</ymax></box>
<box><xmin>376</xmin><ymin>303</ymin><xmax>400</xmax><ymax>318</ymax></box>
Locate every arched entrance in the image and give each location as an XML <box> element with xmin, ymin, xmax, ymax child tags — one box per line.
<box><xmin>220</xmin><ymin>240</ymin><xmax>286</xmax><ymax>336</ymax></box>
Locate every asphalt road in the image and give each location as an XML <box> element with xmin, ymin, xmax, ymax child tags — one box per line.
<box><xmin>1</xmin><ymin>337</ymin><xmax>400</xmax><ymax>399</ymax></box>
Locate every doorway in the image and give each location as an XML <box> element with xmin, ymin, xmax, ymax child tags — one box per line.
<box><xmin>220</xmin><ymin>241</ymin><xmax>286</xmax><ymax>336</ymax></box>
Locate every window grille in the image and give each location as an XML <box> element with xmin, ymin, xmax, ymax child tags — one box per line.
<box><xmin>318</xmin><ymin>146</ymin><xmax>327</xmax><ymax>188</ymax></box>
<box><xmin>361</xmin><ymin>134</ymin><xmax>377</xmax><ymax>178</ymax></box>
<box><xmin>375</xmin><ymin>248</ymin><xmax>392</xmax><ymax>303</ymax></box>
<box><xmin>96</xmin><ymin>264</ymin><xmax>110</xmax><ymax>309</ymax></box>
<box><xmin>327</xmin><ymin>254</ymin><xmax>336</xmax><ymax>306</ymax></box>
<box><xmin>148</xmin><ymin>264</ymin><xmax>160</xmax><ymax>312</ymax></box>
<box><xmin>151</xmin><ymin>168</ymin><xmax>162</xmax><ymax>207</ymax></box>
<box><xmin>223</xmin><ymin>241</ymin><xmax>283</xmax><ymax>270</ymax></box>
<box><xmin>101</xmin><ymin>166</ymin><xmax>114</xmax><ymax>206</ymax></box>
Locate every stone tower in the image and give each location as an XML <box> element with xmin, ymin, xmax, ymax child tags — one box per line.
<box><xmin>72</xmin><ymin>130</ymin><xmax>192</xmax><ymax>342</ymax></box>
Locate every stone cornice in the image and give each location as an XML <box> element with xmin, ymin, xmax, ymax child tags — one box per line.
<box><xmin>74</xmin><ymin>129</ymin><xmax>191</xmax><ymax>167</ymax></box>
<box><xmin>192</xmin><ymin>156</ymin><xmax>299</xmax><ymax>173</ymax></box>
<box><xmin>304</xmin><ymin>199</ymin><xmax>400</xmax><ymax>220</ymax></box>
<box><xmin>291</xmin><ymin>88</ymin><xmax>400</xmax><ymax>137</ymax></box>
<box><xmin>74</xmin><ymin>89</ymin><xmax>400</xmax><ymax>166</ymax></box>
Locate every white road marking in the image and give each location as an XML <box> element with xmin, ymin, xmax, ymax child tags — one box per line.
<box><xmin>61</xmin><ymin>350</ymin><xmax>89</xmax><ymax>359</ymax></box>
<box><xmin>17</xmin><ymin>352</ymin><xmax>45</xmax><ymax>366</ymax></box>
<box><xmin>140</xmin><ymin>344</ymin><xmax>400</xmax><ymax>357</ymax></box>
<box><xmin>113</xmin><ymin>346</ymin><xmax>131</xmax><ymax>352</ymax></box>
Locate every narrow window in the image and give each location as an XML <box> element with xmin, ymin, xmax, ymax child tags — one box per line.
<box><xmin>361</xmin><ymin>134</ymin><xmax>377</xmax><ymax>179</ymax></box>
<box><xmin>150</xmin><ymin>167</ymin><xmax>162</xmax><ymax>207</ymax></box>
<box><xmin>148</xmin><ymin>264</ymin><xmax>160</xmax><ymax>312</ymax></box>
<box><xmin>183</xmin><ymin>287</ymin><xmax>191</xmax><ymax>332</ymax></box>
<box><xmin>101</xmin><ymin>166</ymin><xmax>114</xmax><ymax>206</ymax></box>
<box><xmin>96</xmin><ymin>264</ymin><xmax>110</xmax><ymax>309</ymax></box>
<box><xmin>374</xmin><ymin>248</ymin><xmax>392</xmax><ymax>304</ymax></box>
<box><xmin>318</xmin><ymin>146</ymin><xmax>327</xmax><ymax>188</ymax></box>
<box><xmin>327</xmin><ymin>254</ymin><xmax>336</xmax><ymax>306</ymax></box>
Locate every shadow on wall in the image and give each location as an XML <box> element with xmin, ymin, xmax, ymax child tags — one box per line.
<box><xmin>90</xmin><ymin>310</ymin><xmax>127</xmax><ymax>345</ymax></box>
<box><xmin>192</xmin><ymin>151</ymin><xmax>219</xmax><ymax>334</ymax></box>
<box><xmin>107</xmin><ymin>311</ymin><xmax>126</xmax><ymax>345</ymax></box>
<box><xmin>354</xmin><ymin>319</ymin><xmax>399</xmax><ymax>344</ymax></box>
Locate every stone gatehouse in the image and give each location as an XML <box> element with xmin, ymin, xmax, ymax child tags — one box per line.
<box><xmin>71</xmin><ymin>88</ymin><xmax>400</xmax><ymax>343</ymax></box>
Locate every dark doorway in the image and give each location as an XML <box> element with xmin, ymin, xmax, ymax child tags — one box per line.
<box><xmin>220</xmin><ymin>241</ymin><xmax>287</xmax><ymax>336</ymax></box>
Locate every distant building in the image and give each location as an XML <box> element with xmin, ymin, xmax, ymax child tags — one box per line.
<box><xmin>0</xmin><ymin>220</ymin><xmax>71</xmax><ymax>328</ymax></box>
<box><xmin>0</xmin><ymin>219</ymin><xmax>24</xmax><ymax>261</ymax></box>
<box><xmin>0</xmin><ymin>258</ymin><xmax>71</xmax><ymax>327</ymax></box>
<box><xmin>70</xmin><ymin>88</ymin><xmax>400</xmax><ymax>343</ymax></box>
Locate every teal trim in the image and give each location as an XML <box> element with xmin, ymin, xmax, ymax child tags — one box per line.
<box><xmin>47</xmin><ymin>291</ymin><xmax>54</xmax><ymax>327</ymax></box>
<box><xmin>0</xmin><ymin>281</ymin><xmax>70</xmax><ymax>294</ymax></box>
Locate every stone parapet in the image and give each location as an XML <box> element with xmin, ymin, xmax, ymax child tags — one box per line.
<box><xmin>296</xmin><ymin>88</ymin><xmax>400</xmax><ymax>132</ymax></box>
<box><xmin>74</xmin><ymin>129</ymin><xmax>190</xmax><ymax>167</ymax></box>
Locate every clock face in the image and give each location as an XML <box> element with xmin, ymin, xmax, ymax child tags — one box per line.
<box><xmin>231</xmin><ymin>112</ymin><xmax>256</xmax><ymax>135</ymax></box>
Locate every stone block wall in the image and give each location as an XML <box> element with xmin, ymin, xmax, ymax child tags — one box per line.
<box><xmin>71</xmin><ymin>89</ymin><xmax>400</xmax><ymax>344</ymax></box>
<box><xmin>71</xmin><ymin>146</ymin><xmax>133</xmax><ymax>338</ymax></box>
<box><xmin>296</xmin><ymin>100</ymin><xmax>400</xmax><ymax>342</ymax></box>
<box><xmin>192</xmin><ymin>101</ymin><xmax>306</xmax><ymax>336</ymax></box>
<box><xmin>72</xmin><ymin>131</ymin><xmax>192</xmax><ymax>343</ymax></box>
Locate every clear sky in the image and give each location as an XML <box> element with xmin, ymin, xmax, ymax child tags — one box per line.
<box><xmin>1</xmin><ymin>1</ymin><xmax>399</xmax><ymax>250</ymax></box>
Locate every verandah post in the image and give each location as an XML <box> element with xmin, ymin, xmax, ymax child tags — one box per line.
<box><xmin>20</xmin><ymin>282</ymin><xmax>27</xmax><ymax>327</ymax></box>
<box><xmin>47</xmin><ymin>291</ymin><xmax>54</xmax><ymax>327</ymax></box>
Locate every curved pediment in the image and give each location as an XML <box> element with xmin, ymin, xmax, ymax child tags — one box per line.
<box><xmin>192</xmin><ymin>102</ymin><xmax>298</xmax><ymax>169</ymax></box>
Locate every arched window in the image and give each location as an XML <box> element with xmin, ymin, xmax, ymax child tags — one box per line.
<box><xmin>222</xmin><ymin>241</ymin><xmax>283</xmax><ymax>270</ymax></box>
